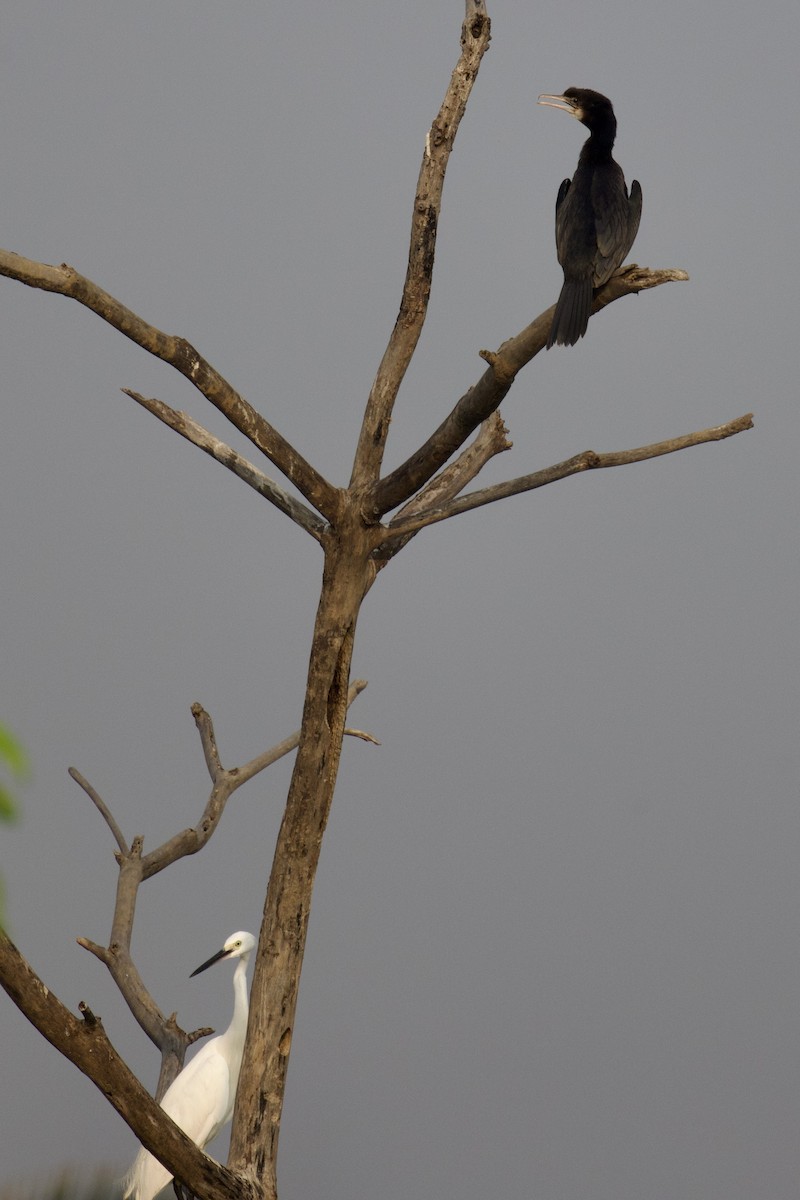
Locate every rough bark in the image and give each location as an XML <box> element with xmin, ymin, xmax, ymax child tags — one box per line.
<box><xmin>228</xmin><ymin>519</ymin><xmax>375</xmax><ymax>1194</ymax></box>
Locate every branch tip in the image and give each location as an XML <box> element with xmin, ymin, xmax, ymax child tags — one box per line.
<box><xmin>344</xmin><ymin>727</ymin><xmax>381</xmax><ymax>746</ymax></box>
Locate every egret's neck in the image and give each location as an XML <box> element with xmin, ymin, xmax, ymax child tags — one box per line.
<box><xmin>224</xmin><ymin>957</ymin><xmax>250</xmax><ymax>1046</ymax></box>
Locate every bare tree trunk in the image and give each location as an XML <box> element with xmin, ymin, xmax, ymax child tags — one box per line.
<box><xmin>229</xmin><ymin>520</ymin><xmax>375</xmax><ymax>1194</ymax></box>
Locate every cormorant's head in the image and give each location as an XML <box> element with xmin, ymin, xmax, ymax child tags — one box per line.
<box><xmin>538</xmin><ymin>88</ymin><xmax>616</xmax><ymax>133</ymax></box>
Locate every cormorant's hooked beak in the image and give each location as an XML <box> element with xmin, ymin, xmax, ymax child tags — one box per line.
<box><xmin>538</xmin><ymin>93</ymin><xmax>581</xmax><ymax>119</ymax></box>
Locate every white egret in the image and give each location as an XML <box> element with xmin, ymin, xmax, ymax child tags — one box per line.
<box><xmin>123</xmin><ymin>930</ymin><xmax>256</xmax><ymax>1200</ymax></box>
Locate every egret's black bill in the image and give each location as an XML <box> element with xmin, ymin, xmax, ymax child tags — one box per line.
<box><xmin>191</xmin><ymin>945</ymin><xmax>233</xmax><ymax>977</ymax></box>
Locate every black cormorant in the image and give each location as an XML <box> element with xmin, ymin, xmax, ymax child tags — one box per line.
<box><xmin>538</xmin><ymin>88</ymin><xmax>642</xmax><ymax>348</ymax></box>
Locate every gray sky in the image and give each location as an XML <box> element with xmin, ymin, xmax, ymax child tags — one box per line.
<box><xmin>1</xmin><ymin>2</ymin><xmax>798</xmax><ymax>1198</ymax></box>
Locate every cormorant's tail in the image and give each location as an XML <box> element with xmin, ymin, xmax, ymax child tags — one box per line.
<box><xmin>546</xmin><ymin>276</ymin><xmax>593</xmax><ymax>348</ymax></box>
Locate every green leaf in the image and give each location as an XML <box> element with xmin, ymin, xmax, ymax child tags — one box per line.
<box><xmin>0</xmin><ymin>723</ymin><xmax>30</xmax><ymax>780</ymax></box>
<box><xmin>0</xmin><ymin>782</ymin><xmax>18</xmax><ymax>823</ymax></box>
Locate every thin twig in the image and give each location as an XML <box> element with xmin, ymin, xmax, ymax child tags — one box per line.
<box><xmin>343</xmin><ymin>728</ymin><xmax>381</xmax><ymax>746</ymax></box>
<box><xmin>233</xmin><ymin>679</ymin><xmax>370</xmax><ymax>788</ymax></box>
<box><xmin>69</xmin><ymin>766</ymin><xmax>127</xmax><ymax>854</ymax></box>
<box><xmin>77</xmin><ymin>937</ymin><xmax>111</xmax><ymax>965</ymax></box>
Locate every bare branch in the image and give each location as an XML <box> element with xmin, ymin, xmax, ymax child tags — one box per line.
<box><xmin>383</xmin><ymin>413</ymin><xmax>754</xmax><ymax>537</ymax></box>
<box><xmin>366</xmin><ymin>265</ymin><xmax>689</xmax><ymax>520</ymax></box>
<box><xmin>71</xmin><ymin>679</ymin><xmax>368</xmax><ymax>1096</ymax></box>
<box><xmin>396</xmin><ymin>411</ymin><xmax>511</xmax><ymax>517</ymax></box>
<box><xmin>123</xmin><ymin>391</ymin><xmax>326</xmax><ymax>542</ymax></box>
<box><xmin>69</xmin><ymin>766</ymin><xmax>128</xmax><ymax>855</ymax></box>
<box><xmin>78</xmin><ymin>858</ymin><xmax>180</xmax><ymax>1063</ymax></box>
<box><xmin>372</xmin><ymin>412</ymin><xmax>511</xmax><ymax>570</ymax></box>
<box><xmin>192</xmin><ymin>703</ymin><xmax>224</xmax><ymax>783</ymax></box>
<box><xmin>0</xmin><ymin>249</ymin><xmax>340</xmax><ymax>523</ymax></box>
<box><xmin>78</xmin><ymin>924</ymin><xmax>186</xmax><ymax>1100</ymax></box>
<box><xmin>76</xmin><ymin>936</ymin><xmax>112</xmax><ymax>965</ymax></box>
<box><xmin>350</xmin><ymin>0</ymin><xmax>491</xmax><ymax>487</ymax></box>
<box><xmin>66</xmin><ymin>771</ymin><xmax>172</xmax><ymax>1053</ymax></box>
<box><xmin>594</xmin><ymin>264</ymin><xmax>690</xmax><ymax>310</ymax></box>
<box><xmin>343</xmin><ymin>727</ymin><xmax>381</xmax><ymax>746</ymax></box>
<box><xmin>186</xmin><ymin>1022</ymin><xmax>215</xmax><ymax>1047</ymax></box>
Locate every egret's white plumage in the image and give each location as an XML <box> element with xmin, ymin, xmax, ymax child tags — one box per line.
<box><xmin>123</xmin><ymin>931</ymin><xmax>256</xmax><ymax>1200</ymax></box>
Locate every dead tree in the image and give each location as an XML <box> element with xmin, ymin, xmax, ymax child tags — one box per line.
<box><xmin>0</xmin><ymin>4</ymin><xmax>751</xmax><ymax>1200</ymax></box>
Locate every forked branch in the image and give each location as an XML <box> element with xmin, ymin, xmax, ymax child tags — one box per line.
<box><xmin>365</xmin><ymin>266</ymin><xmax>690</xmax><ymax>520</ymax></box>
<box><xmin>68</xmin><ymin>682</ymin><xmax>370</xmax><ymax>1095</ymax></box>
<box><xmin>0</xmin><ymin>249</ymin><xmax>340</xmax><ymax>524</ymax></box>
<box><xmin>371</xmin><ymin>412</ymin><xmax>511</xmax><ymax>570</ymax></box>
<box><xmin>383</xmin><ymin>413</ymin><xmax>754</xmax><ymax>538</ymax></box>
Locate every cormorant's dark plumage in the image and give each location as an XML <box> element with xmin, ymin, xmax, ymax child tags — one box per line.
<box><xmin>538</xmin><ymin>88</ymin><xmax>642</xmax><ymax>348</ymax></box>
